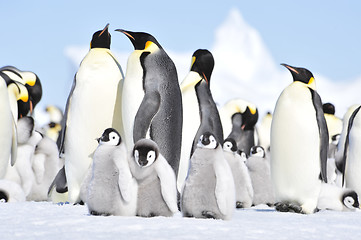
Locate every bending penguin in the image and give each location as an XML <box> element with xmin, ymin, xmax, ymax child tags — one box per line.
<box><xmin>87</xmin><ymin>128</ymin><xmax>138</xmax><ymax>216</ymax></box>
<box><xmin>56</xmin><ymin>24</ymin><xmax>125</xmax><ymax>203</ymax></box>
<box><xmin>116</xmin><ymin>29</ymin><xmax>182</xmax><ymax>176</ymax></box>
<box><xmin>129</xmin><ymin>138</ymin><xmax>178</xmax><ymax>217</ymax></box>
<box><xmin>181</xmin><ymin>132</ymin><xmax>235</xmax><ymax>220</ymax></box>
<box><xmin>271</xmin><ymin>64</ymin><xmax>328</xmax><ymax>214</ymax></box>
<box><xmin>178</xmin><ymin>49</ymin><xmax>215</xmax><ymax>191</ymax></box>
<box><xmin>223</xmin><ymin>138</ymin><xmax>253</xmax><ymax>208</ymax></box>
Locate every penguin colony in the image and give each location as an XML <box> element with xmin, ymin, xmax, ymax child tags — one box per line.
<box><xmin>0</xmin><ymin>24</ymin><xmax>360</xmax><ymax>220</ymax></box>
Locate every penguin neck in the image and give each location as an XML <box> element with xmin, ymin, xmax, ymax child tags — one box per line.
<box><xmin>180</xmin><ymin>71</ymin><xmax>202</xmax><ymax>92</ymax></box>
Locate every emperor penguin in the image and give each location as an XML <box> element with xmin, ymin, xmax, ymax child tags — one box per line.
<box><xmin>246</xmin><ymin>146</ymin><xmax>274</xmax><ymax>206</ymax></box>
<box><xmin>219</xmin><ymin>99</ymin><xmax>258</xmax><ymax>155</ymax></box>
<box><xmin>337</xmin><ymin>105</ymin><xmax>361</xmax><ymax>198</ymax></box>
<box><xmin>178</xmin><ymin>49</ymin><xmax>215</xmax><ymax>191</ymax></box>
<box><xmin>43</xmin><ymin>105</ymin><xmax>63</xmax><ymax>142</ymax></box>
<box><xmin>271</xmin><ymin>64</ymin><xmax>329</xmax><ymax>214</ymax></box>
<box><xmin>181</xmin><ymin>132</ymin><xmax>235</xmax><ymax>220</ymax></box>
<box><xmin>317</xmin><ymin>182</ymin><xmax>359</xmax><ymax>211</ymax></box>
<box><xmin>129</xmin><ymin>138</ymin><xmax>178</xmax><ymax>217</ymax></box>
<box><xmin>27</xmin><ymin>136</ymin><xmax>63</xmax><ymax>201</ymax></box>
<box><xmin>223</xmin><ymin>138</ymin><xmax>253</xmax><ymax>208</ymax></box>
<box><xmin>57</xmin><ymin>24</ymin><xmax>124</xmax><ymax>203</ymax></box>
<box><xmin>0</xmin><ymin>179</ymin><xmax>26</xmax><ymax>203</ymax></box>
<box><xmin>86</xmin><ymin>128</ymin><xmax>137</xmax><ymax>216</ymax></box>
<box><xmin>323</xmin><ymin>103</ymin><xmax>343</xmax><ymax>144</ymax></box>
<box><xmin>257</xmin><ymin>112</ymin><xmax>272</xmax><ymax>152</ymax></box>
<box><xmin>0</xmin><ymin>76</ymin><xmax>17</xmax><ymax>178</ymax></box>
<box><xmin>116</xmin><ymin>29</ymin><xmax>182</xmax><ymax>176</ymax></box>
<box><xmin>0</xmin><ymin>66</ymin><xmax>42</xmax><ymax>118</ymax></box>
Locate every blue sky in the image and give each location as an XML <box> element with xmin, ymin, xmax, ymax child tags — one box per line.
<box><xmin>1</xmin><ymin>0</ymin><xmax>360</xmax><ymax>110</ymax></box>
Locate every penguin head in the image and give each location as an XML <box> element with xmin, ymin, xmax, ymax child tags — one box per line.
<box><xmin>342</xmin><ymin>190</ymin><xmax>360</xmax><ymax>209</ymax></box>
<box><xmin>17</xmin><ymin>116</ymin><xmax>35</xmax><ymax>144</ymax></box>
<box><xmin>250</xmin><ymin>146</ymin><xmax>265</xmax><ymax>158</ymax></box>
<box><xmin>331</xmin><ymin>134</ymin><xmax>340</xmax><ymax>145</ymax></box>
<box><xmin>90</xmin><ymin>24</ymin><xmax>111</xmax><ymax>49</ymax></box>
<box><xmin>223</xmin><ymin>138</ymin><xmax>238</xmax><ymax>153</ymax></box>
<box><xmin>190</xmin><ymin>49</ymin><xmax>214</xmax><ymax>86</ymax></box>
<box><xmin>115</xmin><ymin>29</ymin><xmax>162</xmax><ymax>51</ymax></box>
<box><xmin>97</xmin><ymin>128</ymin><xmax>121</xmax><ymax>146</ymax></box>
<box><xmin>197</xmin><ymin>132</ymin><xmax>219</xmax><ymax>149</ymax></box>
<box><xmin>133</xmin><ymin>139</ymin><xmax>159</xmax><ymax>168</ymax></box>
<box><xmin>237</xmin><ymin>150</ymin><xmax>248</xmax><ymax>162</ymax></box>
<box><xmin>281</xmin><ymin>63</ymin><xmax>315</xmax><ymax>89</ymax></box>
<box><xmin>240</xmin><ymin>106</ymin><xmax>258</xmax><ymax>130</ymax></box>
<box><xmin>323</xmin><ymin>103</ymin><xmax>335</xmax><ymax>115</ymax></box>
<box><xmin>0</xmin><ymin>190</ymin><xmax>8</xmax><ymax>203</ymax></box>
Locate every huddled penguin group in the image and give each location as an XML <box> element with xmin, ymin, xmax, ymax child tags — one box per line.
<box><xmin>1</xmin><ymin>24</ymin><xmax>360</xmax><ymax>221</ymax></box>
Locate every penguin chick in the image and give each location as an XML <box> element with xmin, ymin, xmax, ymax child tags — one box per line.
<box><xmin>87</xmin><ymin>128</ymin><xmax>137</xmax><ymax>216</ymax></box>
<box><xmin>0</xmin><ymin>179</ymin><xmax>26</xmax><ymax>203</ymax></box>
<box><xmin>181</xmin><ymin>132</ymin><xmax>235</xmax><ymax>220</ymax></box>
<box><xmin>247</xmin><ymin>146</ymin><xmax>274</xmax><ymax>206</ymax></box>
<box><xmin>317</xmin><ymin>182</ymin><xmax>359</xmax><ymax>211</ymax></box>
<box><xmin>129</xmin><ymin>138</ymin><xmax>178</xmax><ymax>217</ymax></box>
<box><xmin>223</xmin><ymin>138</ymin><xmax>253</xmax><ymax>208</ymax></box>
<box><xmin>27</xmin><ymin>136</ymin><xmax>63</xmax><ymax>201</ymax></box>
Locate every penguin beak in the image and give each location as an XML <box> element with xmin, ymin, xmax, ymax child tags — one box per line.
<box><xmin>96</xmin><ymin>137</ymin><xmax>100</xmax><ymax>143</ymax></box>
<box><xmin>115</xmin><ymin>29</ymin><xmax>135</xmax><ymax>40</ymax></box>
<box><xmin>281</xmin><ymin>63</ymin><xmax>299</xmax><ymax>74</ymax></box>
<box><xmin>99</xmin><ymin>23</ymin><xmax>109</xmax><ymax>37</ymax></box>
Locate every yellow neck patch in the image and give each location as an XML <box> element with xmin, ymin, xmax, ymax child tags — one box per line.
<box><xmin>191</xmin><ymin>56</ymin><xmax>196</xmax><ymax>69</ymax></box>
<box><xmin>308</xmin><ymin>77</ymin><xmax>316</xmax><ymax>90</ymax></box>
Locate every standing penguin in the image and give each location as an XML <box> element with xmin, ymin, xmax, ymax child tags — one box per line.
<box><xmin>219</xmin><ymin>99</ymin><xmax>258</xmax><ymax>155</ymax></box>
<box><xmin>337</xmin><ymin>105</ymin><xmax>361</xmax><ymax>197</ymax></box>
<box><xmin>116</xmin><ymin>30</ymin><xmax>182</xmax><ymax>176</ymax></box>
<box><xmin>87</xmin><ymin>128</ymin><xmax>138</xmax><ymax>216</ymax></box>
<box><xmin>129</xmin><ymin>138</ymin><xmax>178</xmax><ymax>217</ymax></box>
<box><xmin>223</xmin><ymin>138</ymin><xmax>253</xmax><ymax>208</ymax></box>
<box><xmin>323</xmin><ymin>103</ymin><xmax>343</xmax><ymax>144</ymax></box>
<box><xmin>246</xmin><ymin>146</ymin><xmax>274</xmax><ymax>206</ymax></box>
<box><xmin>56</xmin><ymin>24</ymin><xmax>125</xmax><ymax>203</ymax></box>
<box><xmin>178</xmin><ymin>49</ymin><xmax>215</xmax><ymax>190</ymax></box>
<box><xmin>181</xmin><ymin>132</ymin><xmax>235</xmax><ymax>220</ymax></box>
<box><xmin>271</xmin><ymin>64</ymin><xmax>328</xmax><ymax>214</ymax></box>
<box><xmin>257</xmin><ymin>112</ymin><xmax>272</xmax><ymax>152</ymax></box>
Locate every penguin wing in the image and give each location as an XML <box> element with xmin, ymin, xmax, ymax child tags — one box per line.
<box><xmin>57</xmin><ymin>75</ymin><xmax>76</xmax><ymax>154</ymax></box>
<box><xmin>310</xmin><ymin>88</ymin><xmax>329</xmax><ymax>182</ymax></box>
<box><xmin>48</xmin><ymin>166</ymin><xmax>68</xmax><ymax>196</ymax></box>
<box><xmin>10</xmin><ymin>115</ymin><xmax>17</xmax><ymax>166</ymax></box>
<box><xmin>341</xmin><ymin>106</ymin><xmax>361</xmax><ymax>186</ymax></box>
<box><xmin>155</xmin><ymin>155</ymin><xmax>178</xmax><ymax>213</ymax></box>
<box><xmin>114</xmin><ymin>148</ymin><xmax>137</xmax><ymax>203</ymax></box>
<box><xmin>133</xmin><ymin>91</ymin><xmax>161</xmax><ymax>143</ymax></box>
<box><xmin>107</xmin><ymin>52</ymin><xmax>125</xmax><ymax>79</ymax></box>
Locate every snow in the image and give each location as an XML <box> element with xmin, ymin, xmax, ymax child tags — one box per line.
<box><xmin>1</xmin><ymin>202</ymin><xmax>361</xmax><ymax>240</ymax></box>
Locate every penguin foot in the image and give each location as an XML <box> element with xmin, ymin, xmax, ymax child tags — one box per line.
<box><xmin>275</xmin><ymin>202</ymin><xmax>302</xmax><ymax>213</ymax></box>
<box><xmin>202</xmin><ymin>211</ymin><xmax>216</xmax><ymax>219</ymax></box>
<box><xmin>90</xmin><ymin>210</ymin><xmax>110</xmax><ymax>216</ymax></box>
<box><xmin>236</xmin><ymin>201</ymin><xmax>244</xmax><ymax>209</ymax></box>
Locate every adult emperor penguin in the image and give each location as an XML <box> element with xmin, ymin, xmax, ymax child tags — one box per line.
<box><xmin>115</xmin><ymin>29</ymin><xmax>182</xmax><ymax>176</ymax></box>
<box><xmin>323</xmin><ymin>103</ymin><xmax>343</xmax><ymax>145</ymax></box>
<box><xmin>129</xmin><ymin>138</ymin><xmax>178</xmax><ymax>217</ymax></box>
<box><xmin>247</xmin><ymin>146</ymin><xmax>274</xmax><ymax>206</ymax></box>
<box><xmin>0</xmin><ymin>76</ymin><xmax>17</xmax><ymax>178</ymax></box>
<box><xmin>337</xmin><ymin>105</ymin><xmax>361</xmax><ymax>198</ymax></box>
<box><xmin>86</xmin><ymin>128</ymin><xmax>137</xmax><ymax>216</ymax></box>
<box><xmin>271</xmin><ymin>64</ymin><xmax>329</xmax><ymax>214</ymax></box>
<box><xmin>178</xmin><ymin>49</ymin><xmax>215</xmax><ymax>191</ymax></box>
<box><xmin>219</xmin><ymin>99</ymin><xmax>258</xmax><ymax>155</ymax></box>
<box><xmin>223</xmin><ymin>138</ymin><xmax>253</xmax><ymax>208</ymax></box>
<box><xmin>57</xmin><ymin>24</ymin><xmax>124</xmax><ymax>203</ymax></box>
<box><xmin>257</xmin><ymin>112</ymin><xmax>272</xmax><ymax>152</ymax></box>
<box><xmin>181</xmin><ymin>132</ymin><xmax>235</xmax><ymax>220</ymax></box>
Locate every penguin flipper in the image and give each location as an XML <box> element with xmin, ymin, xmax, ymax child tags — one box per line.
<box><xmin>155</xmin><ymin>155</ymin><xmax>178</xmax><ymax>213</ymax></box>
<box><xmin>10</xmin><ymin>116</ymin><xmax>17</xmax><ymax>166</ymax></box>
<box><xmin>114</xmin><ymin>152</ymin><xmax>137</xmax><ymax>203</ymax></box>
<box><xmin>48</xmin><ymin>166</ymin><xmax>68</xmax><ymax>196</ymax></box>
<box><xmin>310</xmin><ymin>88</ymin><xmax>329</xmax><ymax>182</ymax></box>
<box><xmin>133</xmin><ymin>91</ymin><xmax>161</xmax><ymax>143</ymax></box>
<box><xmin>341</xmin><ymin>106</ymin><xmax>361</xmax><ymax>186</ymax></box>
<box><xmin>57</xmin><ymin>75</ymin><xmax>76</xmax><ymax>154</ymax></box>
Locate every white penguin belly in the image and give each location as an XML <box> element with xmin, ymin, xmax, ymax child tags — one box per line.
<box><xmin>122</xmin><ymin>51</ymin><xmax>144</xmax><ymax>151</ymax></box>
<box><xmin>271</xmin><ymin>83</ymin><xmax>321</xmax><ymax>212</ymax></box>
<box><xmin>65</xmin><ymin>50</ymin><xmax>122</xmax><ymax>203</ymax></box>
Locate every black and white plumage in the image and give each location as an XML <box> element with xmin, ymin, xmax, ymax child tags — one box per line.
<box><xmin>129</xmin><ymin>138</ymin><xmax>178</xmax><ymax>217</ymax></box>
<box><xmin>247</xmin><ymin>146</ymin><xmax>274</xmax><ymax>206</ymax></box>
<box><xmin>223</xmin><ymin>138</ymin><xmax>253</xmax><ymax>208</ymax></box>
<box><xmin>0</xmin><ymin>179</ymin><xmax>26</xmax><ymax>203</ymax></box>
<box><xmin>181</xmin><ymin>132</ymin><xmax>235</xmax><ymax>220</ymax></box>
<box><xmin>86</xmin><ymin>128</ymin><xmax>137</xmax><ymax>216</ymax></box>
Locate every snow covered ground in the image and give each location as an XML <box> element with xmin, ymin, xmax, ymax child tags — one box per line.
<box><xmin>1</xmin><ymin>202</ymin><xmax>361</xmax><ymax>240</ymax></box>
